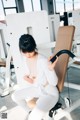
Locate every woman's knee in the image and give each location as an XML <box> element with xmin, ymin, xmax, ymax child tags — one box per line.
<box><xmin>11</xmin><ymin>91</ymin><xmax>20</xmax><ymax>102</ymax></box>
<box><xmin>11</xmin><ymin>92</ymin><xmax>16</xmax><ymax>102</ymax></box>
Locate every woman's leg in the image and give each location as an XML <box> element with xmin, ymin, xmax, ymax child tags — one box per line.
<box><xmin>28</xmin><ymin>94</ymin><xmax>59</xmax><ymax>120</ymax></box>
<box><xmin>11</xmin><ymin>87</ymin><xmax>40</xmax><ymax>112</ymax></box>
<box><xmin>28</xmin><ymin>107</ymin><xmax>46</xmax><ymax>120</ymax></box>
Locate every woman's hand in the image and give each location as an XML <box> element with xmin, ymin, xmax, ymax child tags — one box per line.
<box><xmin>23</xmin><ymin>75</ymin><xmax>34</xmax><ymax>84</ymax></box>
<box><xmin>48</xmin><ymin>56</ymin><xmax>58</xmax><ymax>70</ymax></box>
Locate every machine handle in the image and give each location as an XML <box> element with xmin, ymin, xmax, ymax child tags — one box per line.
<box><xmin>50</xmin><ymin>49</ymin><xmax>76</xmax><ymax>63</ymax></box>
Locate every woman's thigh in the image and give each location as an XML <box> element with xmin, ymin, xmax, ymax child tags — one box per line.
<box><xmin>36</xmin><ymin>94</ymin><xmax>59</xmax><ymax>112</ymax></box>
<box><xmin>12</xmin><ymin>87</ymin><xmax>41</xmax><ymax>101</ymax></box>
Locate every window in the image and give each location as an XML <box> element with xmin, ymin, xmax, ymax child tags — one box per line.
<box><xmin>56</xmin><ymin>0</ymin><xmax>64</xmax><ymax>14</ymax></box>
<box><xmin>65</xmin><ymin>0</ymin><xmax>73</xmax><ymax>11</ymax></box>
<box><xmin>23</xmin><ymin>0</ymin><xmax>32</xmax><ymax>12</ymax></box>
<box><xmin>1</xmin><ymin>0</ymin><xmax>17</xmax><ymax>15</ymax></box>
<box><xmin>74</xmin><ymin>0</ymin><xmax>80</xmax><ymax>10</ymax></box>
<box><xmin>23</xmin><ymin>0</ymin><xmax>41</xmax><ymax>12</ymax></box>
<box><xmin>5</xmin><ymin>9</ymin><xmax>17</xmax><ymax>15</ymax></box>
<box><xmin>2</xmin><ymin>0</ymin><xmax>16</xmax><ymax>7</ymax></box>
<box><xmin>33</xmin><ymin>0</ymin><xmax>41</xmax><ymax>11</ymax></box>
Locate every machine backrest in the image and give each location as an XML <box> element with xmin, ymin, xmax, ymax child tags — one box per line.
<box><xmin>54</xmin><ymin>26</ymin><xmax>75</xmax><ymax>92</ymax></box>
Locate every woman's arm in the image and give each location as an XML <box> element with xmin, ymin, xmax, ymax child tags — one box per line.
<box><xmin>42</xmin><ymin>58</ymin><xmax>58</xmax><ymax>86</ymax></box>
<box><xmin>23</xmin><ymin>75</ymin><xmax>34</xmax><ymax>84</ymax></box>
<box><xmin>48</xmin><ymin>56</ymin><xmax>58</xmax><ymax>70</ymax></box>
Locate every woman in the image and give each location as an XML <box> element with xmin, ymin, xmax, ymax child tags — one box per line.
<box><xmin>12</xmin><ymin>34</ymin><xmax>59</xmax><ymax>120</ymax></box>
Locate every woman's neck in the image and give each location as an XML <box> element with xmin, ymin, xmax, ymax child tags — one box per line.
<box><xmin>27</xmin><ymin>52</ymin><xmax>38</xmax><ymax>61</ymax></box>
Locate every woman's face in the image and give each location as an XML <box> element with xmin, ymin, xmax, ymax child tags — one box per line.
<box><xmin>22</xmin><ymin>51</ymin><xmax>36</xmax><ymax>58</ymax></box>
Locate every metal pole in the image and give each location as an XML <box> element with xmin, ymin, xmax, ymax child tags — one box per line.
<box><xmin>31</xmin><ymin>0</ymin><xmax>34</xmax><ymax>11</ymax></box>
<box><xmin>64</xmin><ymin>0</ymin><xmax>66</xmax><ymax>12</ymax></box>
<box><xmin>72</xmin><ymin>0</ymin><xmax>74</xmax><ymax>10</ymax></box>
<box><xmin>1</xmin><ymin>0</ymin><xmax>6</xmax><ymax>15</ymax></box>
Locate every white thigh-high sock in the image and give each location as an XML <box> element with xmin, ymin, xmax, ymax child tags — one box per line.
<box><xmin>16</xmin><ymin>99</ymin><xmax>31</xmax><ymax>112</ymax></box>
<box><xmin>28</xmin><ymin>107</ymin><xmax>46</xmax><ymax>120</ymax></box>
<box><xmin>12</xmin><ymin>94</ymin><xmax>31</xmax><ymax>112</ymax></box>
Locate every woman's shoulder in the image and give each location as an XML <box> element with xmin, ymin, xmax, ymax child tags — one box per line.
<box><xmin>38</xmin><ymin>53</ymin><xmax>47</xmax><ymax>59</ymax></box>
<box><xmin>38</xmin><ymin>53</ymin><xmax>48</xmax><ymax>63</ymax></box>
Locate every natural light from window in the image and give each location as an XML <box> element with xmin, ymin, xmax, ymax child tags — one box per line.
<box><xmin>0</xmin><ymin>0</ymin><xmax>80</xmax><ymax>17</ymax></box>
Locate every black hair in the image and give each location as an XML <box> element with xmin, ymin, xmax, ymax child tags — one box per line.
<box><xmin>19</xmin><ymin>34</ymin><xmax>37</xmax><ymax>53</ymax></box>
